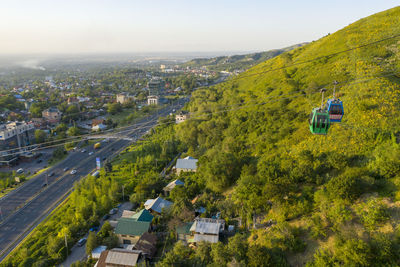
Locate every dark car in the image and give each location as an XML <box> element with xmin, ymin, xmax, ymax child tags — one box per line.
<box><xmin>48</xmin><ymin>172</ymin><xmax>55</xmax><ymax>177</ymax></box>
<box><xmin>36</xmin><ymin>159</ymin><xmax>43</xmax><ymax>163</ymax></box>
<box><xmin>42</xmin><ymin>183</ymin><xmax>48</xmax><ymax>187</ymax></box>
<box><xmin>102</xmin><ymin>157</ymin><xmax>107</xmax><ymax>161</ymax></box>
<box><xmin>77</xmin><ymin>238</ymin><xmax>87</xmax><ymax>247</ymax></box>
<box><xmin>102</xmin><ymin>214</ymin><xmax>110</xmax><ymax>220</ymax></box>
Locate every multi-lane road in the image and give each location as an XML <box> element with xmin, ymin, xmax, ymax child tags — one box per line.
<box><xmin>0</xmin><ymin>99</ymin><xmax>187</xmax><ymax>262</ymax></box>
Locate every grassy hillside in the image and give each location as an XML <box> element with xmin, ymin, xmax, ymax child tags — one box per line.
<box><xmin>182</xmin><ymin>43</ymin><xmax>307</xmax><ymax>72</ymax></box>
<box><xmin>170</xmin><ymin>6</ymin><xmax>400</xmax><ymax>266</ymax></box>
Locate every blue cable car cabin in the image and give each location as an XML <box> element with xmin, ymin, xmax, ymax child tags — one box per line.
<box><xmin>309</xmin><ymin>108</ymin><xmax>330</xmax><ymax>135</ymax></box>
<box><xmin>326</xmin><ymin>98</ymin><xmax>344</xmax><ymax>122</ymax></box>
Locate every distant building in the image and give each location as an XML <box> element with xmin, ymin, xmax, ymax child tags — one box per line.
<box><xmin>144</xmin><ymin>197</ymin><xmax>172</xmax><ymax>214</ymax></box>
<box><xmin>92</xmin><ymin>119</ymin><xmax>107</xmax><ymax>131</ymax></box>
<box><xmin>147</xmin><ymin>95</ymin><xmax>159</xmax><ymax>106</ymax></box>
<box><xmin>175</xmin><ymin>111</ymin><xmax>189</xmax><ymax>124</ymax></box>
<box><xmin>24</xmin><ymin>99</ymin><xmax>36</xmax><ymax>111</ymax></box>
<box><xmin>67</xmin><ymin>97</ymin><xmax>80</xmax><ymax>105</ymax></box>
<box><xmin>42</xmin><ymin>107</ymin><xmax>62</xmax><ymax>124</ymax></box>
<box><xmin>0</xmin><ymin>121</ymin><xmax>35</xmax><ymax>165</ymax></box>
<box><xmin>147</xmin><ymin>77</ymin><xmax>165</xmax><ymax>96</ymax></box>
<box><xmin>116</xmin><ymin>93</ymin><xmax>135</xmax><ymax>104</ymax></box>
<box><xmin>175</xmin><ymin>156</ymin><xmax>198</xmax><ymax>175</ymax></box>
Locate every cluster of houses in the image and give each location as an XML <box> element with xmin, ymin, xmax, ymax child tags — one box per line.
<box><xmin>91</xmin><ymin>155</ymin><xmax>232</xmax><ymax>266</ymax></box>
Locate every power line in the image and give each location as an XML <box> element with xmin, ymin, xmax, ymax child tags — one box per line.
<box><xmin>2</xmin><ymin>70</ymin><xmax>398</xmax><ymax>157</ymax></box>
<box><xmin>3</xmin><ymin>33</ymin><xmax>400</xmax><ymax>156</ymax></box>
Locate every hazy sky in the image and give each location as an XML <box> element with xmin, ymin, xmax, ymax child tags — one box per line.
<box><xmin>0</xmin><ymin>0</ymin><xmax>398</xmax><ymax>54</ymax></box>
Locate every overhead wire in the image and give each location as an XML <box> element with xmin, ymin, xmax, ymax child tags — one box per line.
<box><xmin>2</xmin><ymin>70</ymin><xmax>399</xmax><ymax>157</ymax></box>
<box><xmin>3</xmin><ymin>33</ymin><xmax>400</xmax><ymax>156</ymax></box>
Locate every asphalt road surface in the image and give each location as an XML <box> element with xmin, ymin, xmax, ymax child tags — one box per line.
<box><xmin>0</xmin><ymin>99</ymin><xmax>187</xmax><ymax>262</ymax></box>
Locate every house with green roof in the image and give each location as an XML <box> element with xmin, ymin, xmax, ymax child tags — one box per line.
<box><xmin>115</xmin><ymin>218</ymin><xmax>151</xmax><ymax>245</ymax></box>
<box><xmin>121</xmin><ymin>209</ymin><xmax>154</xmax><ymax>222</ymax></box>
<box><xmin>176</xmin><ymin>222</ymin><xmax>194</xmax><ymax>242</ymax></box>
<box><xmin>131</xmin><ymin>209</ymin><xmax>154</xmax><ymax>222</ymax></box>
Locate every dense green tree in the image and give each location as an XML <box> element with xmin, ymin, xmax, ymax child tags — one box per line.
<box><xmin>34</xmin><ymin>129</ymin><xmax>47</xmax><ymax>143</ymax></box>
<box><xmin>67</xmin><ymin>126</ymin><xmax>81</xmax><ymax>137</ymax></box>
<box><xmin>86</xmin><ymin>231</ymin><xmax>98</xmax><ymax>256</ymax></box>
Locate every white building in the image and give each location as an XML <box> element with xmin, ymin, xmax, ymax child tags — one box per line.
<box><xmin>147</xmin><ymin>95</ymin><xmax>159</xmax><ymax>105</ymax></box>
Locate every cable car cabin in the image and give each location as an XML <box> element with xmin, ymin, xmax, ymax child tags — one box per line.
<box><xmin>309</xmin><ymin>108</ymin><xmax>330</xmax><ymax>135</ymax></box>
<box><xmin>326</xmin><ymin>99</ymin><xmax>344</xmax><ymax>122</ymax></box>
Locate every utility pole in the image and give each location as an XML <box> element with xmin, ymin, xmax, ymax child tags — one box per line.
<box><xmin>65</xmin><ymin>233</ymin><xmax>68</xmax><ymax>258</ymax></box>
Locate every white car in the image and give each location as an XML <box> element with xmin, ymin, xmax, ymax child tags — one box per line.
<box><xmin>70</xmin><ymin>169</ymin><xmax>77</xmax><ymax>175</ymax></box>
<box><xmin>88</xmin><ymin>152</ymin><xmax>94</xmax><ymax>156</ymax></box>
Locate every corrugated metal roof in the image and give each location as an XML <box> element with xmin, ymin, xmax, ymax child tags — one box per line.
<box><xmin>105</xmin><ymin>249</ymin><xmax>140</xmax><ymax>266</ymax></box>
<box><xmin>144</xmin><ymin>197</ymin><xmax>172</xmax><ymax>214</ymax></box>
<box><xmin>176</xmin><ymin>158</ymin><xmax>198</xmax><ymax>170</ymax></box>
<box><xmin>194</xmin><ymin>234</ymin><xmax>219</xmax><ymax>243</ymax></box>
<box><xmin>144</xmin><ymin>199</ymin><xmax>154</xmax><ymax>207</ymax></box>
<box><xmin>164</xmin><ymin>179</ymin><xmax>185</xmax><ymax>191</ymax></box>
<box><xmin>190</xmin><ymin>221</ymin><xmax>221</xmax><ymax>235</ymax></box>
<box><xmin>122</xmin><ymin>210</ymin><xmax>136</xmax><ymax>218</ymax></box>
<box><xmin>131</xmin><ymin>209</ymin><xmax>154</xmax><ymax>222</ymax></box>
<box><xmin>176</xmin><ymin>222</ymin><xmax>194</xmax><ymax>235</ymax></box>
<box><xmin>115</xmin><ymin>218</ymin><xmax>150</xmax><ymax>236</ymax></box>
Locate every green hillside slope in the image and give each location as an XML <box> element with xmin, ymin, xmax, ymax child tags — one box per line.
<box><xmin>182</xmin><ymin>43</ymin><xmax>307</xmax><ymax>72</ymax></box>
<box><xmin>172</xmin><ymin>6</ymin><xmax>400</xmax><ymax>266</ymax></box>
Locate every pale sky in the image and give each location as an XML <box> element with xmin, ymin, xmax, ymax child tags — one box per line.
<box><xmin>0</xmin><ymin>0</ymin><xmax>398</xmax><ymax>54</ymax></box>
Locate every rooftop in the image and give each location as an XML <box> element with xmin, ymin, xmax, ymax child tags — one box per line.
<box><xmin>176</xmin><ymin>222</ymin><xmax>194</xmax><ymax>235</ymax></box>
<box><xmin>144</xmin><ymin>197</ymin><xmax>173</xmax><ymax>214</ymax></box>
<box><xmin>176</xmin><ymin>157</ymin><xmax>198</xmax><ymax>170</ymax></box>
<box><xmin>131</xmin><ymin>209</ymin><xmax>154</xmax><ymax>222</ymax></box>
<box><xmin>97</xmin><ymin>249</ymin><xmax>141</xmax><ymax>267</ymax></box>
<box><xmin>164</xmin><ymin>179</ymin><xmax>184</xmax><ymax>192</ymax></box>
<box><xmin>115</xmin><ymin>218</ymin><xmax>150</xmax><ymax>236</ymax></box>
<box><xmin>190</xmin><ymin>220</ymin><xmax>221</xmax><ymax>235</ymax></box>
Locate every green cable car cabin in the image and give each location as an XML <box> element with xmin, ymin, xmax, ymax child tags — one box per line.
<box><xmin>309</xmin><ymin>108</ymin><xmax>330</xmax><ymax>135</ymax></box>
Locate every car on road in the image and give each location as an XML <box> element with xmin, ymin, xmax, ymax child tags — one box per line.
<box><xmin>77</xmin><ymin>238</ymin><xmax>87</xmax><ymax>247</ymax></box>
<box><xmin>63</xmin><ymin>167</ymin><xmax>69</xmax><ymax>172</ymax></box>
<box><xmin>102</xmin><ymin>214</ymin><xmax>110</xmax><ymax>220</ymax></box>
<box><xmin>109</xmin><ymin>208</ymin><xmax>118</xmax><ymax>215</ymax></box>
<box><xmin>88</xmin><ymin>152</ymin><xmax>94</xmax><ymax>156</ymax></box>
<box><xmin>48</xmin><ymin>172</ymin><xmax>55</xmax><ymax>177</ymax></box>
<box><xmin>36</xmin><ymin>159</ymin><xmax>43</xmax><ymax>163</ymax></box>
<box><xmin>70</xmin><ymin>169</ymin><xmax>77</xmax><ymax>175</ymax></box>
<box><xmin>81</xmin><ymin>149</ymin><xmax>86</xmax><ymax>153</ymax></box>
<box><xmin>42</xmin><ymin>183</ymin><xmax>48</xmax><ymax>187</ymax></box>
<box><xmin>16</xmin><ymin>168</ymin><xmax>24</xmax><ymax>174</ymax></box>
